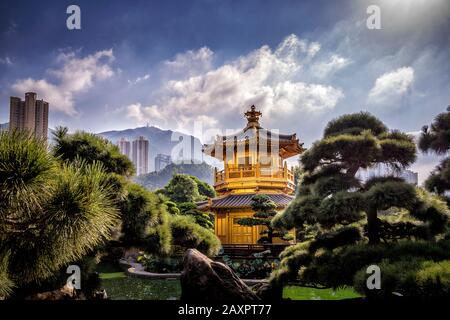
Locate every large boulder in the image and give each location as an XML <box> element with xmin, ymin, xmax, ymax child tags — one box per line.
<box><xmin>25</xmin><ymin>284</ymin><xmax>78</xmax><ymax>300</ymax></box>
<box><xmin>180</xmin><ymin>249</ymin><xmax>260</xmax><ymax>301</ymax></box>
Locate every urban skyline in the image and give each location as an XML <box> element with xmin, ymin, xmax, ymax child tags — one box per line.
<box><xmin>118</xmin><ymin>136</ymin><xmax>150</xmax><ymax>176</ymax></box>
<box><xmin>132</xmin><ymin>136</ymin><xmax>149</xmax><ymax>176</ymax></box>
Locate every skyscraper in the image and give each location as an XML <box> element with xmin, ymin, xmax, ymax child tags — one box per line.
<box><xmin>117</xmin><ymin>137</ymin><xmax>131</xmax><ymax>158</ymax></box>
<box><xmin>132</xmin><ymin>136</ymin><xmax>149</xmax><ymax>176</ymax></box>
<box><xmin>9</xmin><ymin>92</ymin><xmax>49</xmax><ymax>139</ymax></box>
<box><xmin>35</xmin><ymin>99</ymin><xmax>49</xmax><ymax>139</ymax></box>
<box><xmin>155</xmin><ymin>154</ymin><xmax>172</xmax><ymax>171</ymax></box>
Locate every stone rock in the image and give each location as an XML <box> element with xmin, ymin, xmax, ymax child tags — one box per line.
<box><xmin>253</xmin><ymin>282</ymin><xmax>283</xmax><ymax>301</ymax></box>
<box><xmin>180</xmin><ymin>249</ymin><xmax>260</xmax><ymax>301</ymax></box>
<box><xmin>92</xmin><ymin>289</ymin><xmax>108</xmax><ymax>300</ymax></box>
<box><xmin>26</xmin><ymin>284</ymin><xmax>77</xmax><ymax>300</ymax></box>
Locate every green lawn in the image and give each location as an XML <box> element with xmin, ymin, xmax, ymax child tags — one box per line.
<box><xmin>283</xmin><ymin>285</ymin><xmax>362</xmax><ymax>300</ymax></box>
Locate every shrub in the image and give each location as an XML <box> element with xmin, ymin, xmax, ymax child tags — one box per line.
<box><xmin>137</xmin><ymin>253</ymin><xmax>182</xmax><ymax>273</ymax></box>
<box><xmin>120</xmin><ymin>183</ymin><xmax>158</xmax><ymax>244</ymax></box>
<box><xmin>169</xmin><ymin>215</ymin><xmax>220</xmax><ymax>256</ymax></box>
<box><xmin>178</xmin><ymin>202</ymin><xmax>214</xmax><ymax>229</ymax></box>
<box><xmin>354</xmin><ymin>259</ymin><xmax>450</xmax><ymax>298</ymax></box>
<box><xmin>162</xmin><ymin>174</ymin><xmax>201</xmax><ymax>203</ymax></box>
<box><xmin>222</xmin><ymin>255</ymin><xmax>279</xmax><ymax>279</ymax></box>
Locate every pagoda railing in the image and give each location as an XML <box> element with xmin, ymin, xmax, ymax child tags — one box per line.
<box><xmin>214</xmin><ymin>164</ymin><xmax>295</xmax><ymax>186</ymax></box>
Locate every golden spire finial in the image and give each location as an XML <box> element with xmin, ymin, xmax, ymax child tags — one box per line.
<box><xmin>244</xmin><ymin>105</ymin><xmax>262</xmax><ymax>127</ymax></box>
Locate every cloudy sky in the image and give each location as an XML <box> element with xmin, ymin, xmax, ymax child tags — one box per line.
<box><xmin>0</xmin><ymin>0</ymin><xmax>449</xmax><ymax>183</ymax></box>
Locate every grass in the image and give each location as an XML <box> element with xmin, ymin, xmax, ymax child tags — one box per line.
<box><xmin>283</xmin><ymin>285</ymin><xmax>362</xmax><ymax>300</ymax></box>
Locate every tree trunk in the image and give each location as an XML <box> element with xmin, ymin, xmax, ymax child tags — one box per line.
<box><xmin>267</xmin><ymin>228</ymin><xmax>273</xmax><ymax>244</ymax></box>
<box><xmin>367</xmin><ymin>208</ymin><xmax>380</xmax><ymax>245</ymax></box>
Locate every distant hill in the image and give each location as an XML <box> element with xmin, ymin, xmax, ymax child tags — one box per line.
<box><xmin>134</xmin><ymin>162</ymin><xmax>215</xmax><ymax>190</ymax></box>
<box><xmin>98</xmin><ymin>126</ymin><xmax>217</xmax><ymax>171</ymax></box>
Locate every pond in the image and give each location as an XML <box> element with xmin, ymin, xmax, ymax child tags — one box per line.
<box><xmin>97</xmin><ymin>263</ymin><xmax>181</xmax><ymax>300</ymax></box>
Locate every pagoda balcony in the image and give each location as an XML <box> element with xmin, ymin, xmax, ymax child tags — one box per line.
<box><xmin>214</xmin><ymin>164</ymin><xmax>296</xmax><ymax>194</ymax></box>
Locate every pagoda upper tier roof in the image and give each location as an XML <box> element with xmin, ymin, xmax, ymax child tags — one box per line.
<box><xmin>202</xmin><ymin>105</ymin><xmax>304</xmax><ymax>159</ymax></box>
<box><xmin>219</xmin><ymin>125</ymin><xmax>297</xmax><ymax>143</ymax></box>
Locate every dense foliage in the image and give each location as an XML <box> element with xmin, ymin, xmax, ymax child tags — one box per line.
<box><xmin>238</xmin><ymin>194</ymin><xmax>292</xmax><ymax>243</ymax></box>
<box><xmin>53</xmin><ymin>126</ymin><xmax>135</xmax><ymax>176</ymax></box>
<box><xmin>161</xmin><ymin>173</ymin><xmax>215</xmax><ymax>203</ymax></box>
<box><xmin>0</xmin><ymin>131</ymin><xmax>119</xmax><ymax>298</ymax></box>
<box><xmin>178</xmin><ymin>202</ymin><xmax>214</xmax><ymax>229</ymax></box>
<box><xmin>269</xmin><ymin>112</ymin><xmax>450</xmax><ymax>298</ymax></box>
<box><xmin>161</xmin><ymin>173</ymin><xmax>202</xmax><ymax>203</ymax></box>
<box><xmin>135</xmin><ymin>162</ymin><xmax>214</xmax><ymax>190</ymax></box>
<box><xmin>168</xmin><ymin>215</ymin><xmax>221</xmax><ymax>256</ymax></box>
<box><xmin>419</xmin><ymin>106</ymin><xmax>450</xmax><ymax>204</ymax></box>
<box><xmin>158</xmin><ymin>173</ymin><xmax>215</xmax><ymax>229</ymax></box>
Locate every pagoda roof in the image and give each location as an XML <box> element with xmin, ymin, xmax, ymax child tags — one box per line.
<box><xmin>197</xmin><ymin>193</ymin><xmax>294</xmax><ymax>210</ymax></box>
<box><xmin>218</xmin><ymin>126</ymin><xmax>297</xmax><ymax>143</ymax></box>
<box><xmin>202</xmin><ymin>105</ymin><xmax>304</xmax><ymax>159</ymax></box>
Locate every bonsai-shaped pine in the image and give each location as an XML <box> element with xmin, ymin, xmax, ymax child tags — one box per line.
<box><xmin>267</xmin><ymin>112</ymin><xmax>450</xmax><ymax>296</ymax></box>
<box><xmin>419</xmin><ymin>106</ymin><xmax>450</xmax><ymax>203</ymax></box>
<box><xmin>275</xmin><ymin>112</ymin><xmax>424</xmax><ymax>244</ymax></box>
<box><xmin>238</xmin><ymin>194</ymin><xmax>292</xmax><ymax>244</ymax></box>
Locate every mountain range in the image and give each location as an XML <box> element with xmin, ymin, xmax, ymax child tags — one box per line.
<box><xmin>98</xmin><ymin>125</ymin><xmax>219</xmax><ymax>172</ymax></box>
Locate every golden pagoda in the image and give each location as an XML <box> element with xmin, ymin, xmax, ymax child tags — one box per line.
<box><xmin>199</xmin><ymin>106</ymin><xmax>304</xmax><ymax>245</ymax></box>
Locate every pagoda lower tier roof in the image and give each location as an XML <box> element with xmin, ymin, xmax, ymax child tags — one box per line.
<box><xmin>197</xmin><ymin>193</ymin><xmax>294</xmax><ymax>210</ymax></box>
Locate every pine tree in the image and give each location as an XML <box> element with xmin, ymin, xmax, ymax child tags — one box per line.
<box><xmin>419</xmin><ymin>106</ymin><xmax>450</xmax><ymax>203</ymax></box>
<box><xmin>238</xmin><ymin>194</ymin><xmax>292</xmax><ymax>243</ymax></box>
<box><xmin>0</xmin><ymin>131</ymin><xmax>119</xmax><ymax>296</ymax></box>
<box><xmin>268</xmin><ymin>112</ymin><xmax>450</xmax><ymax>295</ymax></box>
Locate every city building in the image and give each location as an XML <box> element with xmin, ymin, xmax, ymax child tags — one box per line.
<box><xmin>198</xmin><ymin>106</ymin><xmax>304</xmax><ymax>245</ymax></box>
<box><xmin>9</xmin><ymin>92</ymin><xmax>49</xmax><ymax>139</ymax></box>
<box><xmin>155</xmin><ymin>154</ymin><xmax>172</xmax><ymax>171</ymax></box>
<box><xmin>0</xmin><ymin>123</ymin><xmax>8</xmax><ymax>131</ymax></box>
<box><xmin>117</xmin><ymin>138</ymin><xmax>131</xmax><ymax>158</ymax></box>
<box><xmin>132</xmin><ymin>136</ymin><xmax>149</xmax><ymax>176</ymax></box>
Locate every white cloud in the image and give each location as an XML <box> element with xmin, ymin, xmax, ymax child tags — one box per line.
<box><xmin>312</xmin><ymin>54</ymin><xmax>351</xmax><ymax>78</ymax></box>
<box><xmin>126</xmin><ymin>34</ymin><xmax>345</xmax><ymax>132</ymax></box>
<box><xmin>164</xmin><ymin>46</ymin><xmax>214</xmax><ymax>76</ymax></box>
<box><xmin>11</xmin><ymin>49</ymin><xmax>115</xmax><ymax>115</ymax></box>
<box><xmin>0</xmin><ymin>56</ymin><xmax>12</xmax><ymax>65</ymax></box>
<box><xmin>368</xmin><ymin>67</ymin><xmax>414</xmax><ymax>104</ymax></box>
<box><xmin>128</xmin><ymin>73</ymin><xmax>150</xmax><ymax>85</ymax></box>
<box><xmin>126</xmin><ymin>102</ymin><xmax>166</xmax><ymax>124</ymax></box>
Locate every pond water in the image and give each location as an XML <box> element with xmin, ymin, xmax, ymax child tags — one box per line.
<box><xmin>98</xmin><ymin>263</ymin><xmax>181</xmax><ymax>300</ymax></box>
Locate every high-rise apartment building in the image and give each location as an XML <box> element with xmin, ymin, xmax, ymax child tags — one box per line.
<box><xmin>117</xmin><ymin>138</ymin><xmax>131</xmax><ymax>158</ymax></box>
<box><xmin>155</xmin><ymin>154</ymin><xmax>172</xmax><ymax>172</ymax></box>
<box><xmin>132</xmin><ymin>136</ymin><xmax>149</xmax><ymax>176</ymax></box>
<box><xmin>9</xmin><ymin>92</ymin><xmax>49</xmax><ymax>139</ymax></box>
